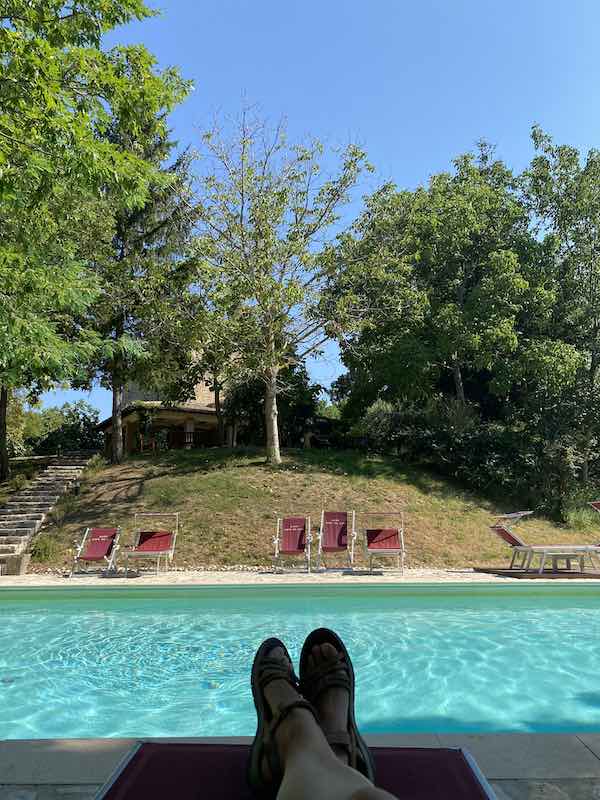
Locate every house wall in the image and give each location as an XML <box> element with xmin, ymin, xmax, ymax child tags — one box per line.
<box><xmin>124</xmin><ymin>380</ymin><xmax>218</xmax><ymax>410</ymax></box>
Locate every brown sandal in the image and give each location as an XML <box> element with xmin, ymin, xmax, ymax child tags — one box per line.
<box><xmin>299</xmin><ymin>628</ymin><xmax>376</xmax><ymax>782</ymax></box>
<box><xmin>248</xmin><ymin>637</ymin><xmax>319</xmax><ymax>798</ymax></box>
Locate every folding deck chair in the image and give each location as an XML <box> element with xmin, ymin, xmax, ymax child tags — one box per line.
<box><xmin>70</xmin><ymin>527</ymin><xmax>121</xmax><ymax>577</ymax></box>
<box><xmin>490</xmin><ymin>511</ymin><xmax>600</xmax><ymax>574</ymax></box>
<box><xmin>363</xmin><ymin>512</ymin><xmax>406</xmax><ymax>574</ymax></box>
<box><xmin>124</xmin><ymin>513</ymin><xmax>179</xmax><ymax>576</ymax></box>
<box><xmin>273</xmin><ymin>515</ymin><xmax>311</xmax><ymax>572</ymax></box>
<box><xmin>316</xmin><ymin>510</ymin><xmax>356</xmax><ymax>570</ymax></box>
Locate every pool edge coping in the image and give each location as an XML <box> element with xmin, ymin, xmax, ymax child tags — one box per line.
<box><xmin>2</xmin><ymin>734</ymin><xmax>600</xmax><ymax>784</ymax></box>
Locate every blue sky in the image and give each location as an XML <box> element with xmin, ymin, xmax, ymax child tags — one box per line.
<box><xmin>42</xmin><ymin>0</ymin><xmax>600</xmax><ymax>418</ymax></box>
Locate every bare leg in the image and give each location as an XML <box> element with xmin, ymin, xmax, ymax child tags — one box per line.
<box><xmin>261</xmin><ymin>647</ymin><xmax>397</xmax><ymax>800</ymax></box>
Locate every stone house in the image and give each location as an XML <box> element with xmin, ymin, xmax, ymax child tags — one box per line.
<box><xmin>98</xmin><ymin>380</ymin><xmax>226</xmax><ymax>456</ymax></box>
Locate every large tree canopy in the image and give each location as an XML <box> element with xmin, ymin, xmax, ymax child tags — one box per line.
<box><xmin>0</xmin><ymin>0</ymin><xmax>190</xmax><ymax>477</ymax></box>
<box><xmin>191</xmin><ymin>112</ymin><xmax>368</xmax><ymax>464</ymax></box>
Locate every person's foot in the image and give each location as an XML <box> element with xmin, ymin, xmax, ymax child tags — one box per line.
<box><xmin>306</xmin><ymin>642</ymin><xmax>350</xmax><ymax>764</ymax></box>
<box><xmin>259</xmin><ymin>646</ymin><xmax>313</xmax><ymax>779</ymax></box>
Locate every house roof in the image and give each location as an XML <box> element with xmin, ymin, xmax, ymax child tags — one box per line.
<box><xmin>97</xmin><ymin>402</ymin><xmax>217</xmax><ymax>431</ymax></box>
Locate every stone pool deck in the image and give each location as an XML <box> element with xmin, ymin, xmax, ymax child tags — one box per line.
<box><xmin>5</xmin><ymin>566</ymin><xmax>600</xmax><ymax>587</ymax></box>
<box><xmin>2</xmin><ymin>734</ymin><xmax>600</xmax><ymax>799</ymax></box>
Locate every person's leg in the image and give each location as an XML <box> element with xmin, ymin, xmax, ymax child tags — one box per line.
<box><xmin>260</xmin><ymin>646</ymin><xmax>397</xmax><ymax>800</ymax></box>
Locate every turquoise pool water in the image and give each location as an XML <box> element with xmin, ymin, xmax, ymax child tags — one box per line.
<box><xmin>1</xmin><ymin>584</ymin><xmax>600</xmax><ymax>739</ymax></box>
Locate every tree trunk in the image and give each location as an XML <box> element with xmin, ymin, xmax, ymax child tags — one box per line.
<box><xmin>111</xmin><ymin>373</ymin><xmax>124</xmax><ymax>465</ymax></box>
<box><xmin>264</xmin><ymin>367</ymin><xmax>281</xmax><ymax>465</ymax></box>
<box><xmin>0</xmin><ymin>386</ymin><xmax>10</xmax><ymax>482</ymax></box>
<box><xmin>214</xmin><ymin>377</ymin><xmax>225</xmax><ymax>446</ymax></box>
<box><xmin>581</xmin><ymin>350</ymin><xmax>599</xmax><ymax>485</ymax></box>
<box><xmin>452</xmin><ymin>355</ymin><xmax>466</xmax><ymax>407</ymax></box>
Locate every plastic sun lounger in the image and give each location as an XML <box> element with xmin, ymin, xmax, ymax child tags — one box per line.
<box><xmin>70</xmin><ymin>527</ymin><xmax>121</xmax><ymax>577</ymax></box>
<box><xmin>273</xmin><ymin>515</ymin><xmax>312</xmax><ymax>573</ymax></box>
<box><xmin>124</xmin><ymin>513</ymin><xmax>179</xmax><ymax>576</ymax></box>
<box><xmin>363</xmin><ymin>512</ymin><xmax>406</xmax><ymax>574</ymax></box>
<box><xmin>490</xmin><ymin>512</ymin><xmax>600</xmax><ymax>574</ymax></box>
<box><xmin>316</xmin><ymin>510</ymin><xmax>357</xmax><ymax>571</ymax></box>
<box><xmin>97</xmin><ymin>741</ymin><xmax>497</xmax><ymax>800</ymax></box>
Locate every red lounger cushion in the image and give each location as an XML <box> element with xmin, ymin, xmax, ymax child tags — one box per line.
<box><xmin>98</xmin><ymin>742</ymin><xmax>491</xmax><ymax>800</ymax></box>
<box><xmin>281</xmin><ymin>517</ymin><xmax>307</xmax><ymax>554</ymax></box>
<box><xmin>133</xmin><ymin>531</ymin><xmax>174</xmax><ymax>553</ymax></box>
<box><xmin>366</xmin><ymin>528</ymin><xmax>400</xmax><ymax>550</ymax></box>
<box><xmin>490</xmin><ymin>524</ymin><xmax>524</xmax><ymax>548</ymax></box>
<box><xmin>322</xmin><ymin>511</ymin><xmax>348</xmax><ymax>551</ymax></box>
<box><xmin>80</xmin><ymin>529</ymin><xmax>118</xmax><ymax>561</ymax></box>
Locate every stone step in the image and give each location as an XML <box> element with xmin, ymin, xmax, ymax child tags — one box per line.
<box><xmin>29</xmin><ymin>481</ymin><xmax>69</xmax><ymax>489</ymax></box>
<box><xmin>15</xmin><ymin>491</ymin><xmax>59</xmax><ymax>498</ymax></box>
<box><xmin>0</xmin><ymin>536</ymin><xmax>28</xmax><ymax>545</ymax></box>
<box><xmin>0</xmin><ymin>531</ymin><xmax>34</xmax><ymax>542</ymax></box>
<box><xmin>4</xmin><ymin>499</ymin><xmax>52</xmax><ymax>507</ymax></box>
<box><xmin>0</xmin><ymin>544</ymin><xmax>20</xmax><ymax>555</ymax></box>
<box><xmin>2</xmin><ymin>505</ymin><xmax>52</xmax><ymax>513</ymax></box>
<box><xmin>0</xmin><ymin>513</ymin><xmax>44</xmax><ymax>521</ymax></box>
<box><xmin>0</xmin><ymin>530</ymin><xmax>32</xmax><ymax>540</ymax></box>
<box><xmin>17</xmin><ymin>487</ymin><xmax>60</xmax><ymax>494</ymax></box>
<box><xmin>14</xmin><ymin>495</ymin><xmax>59</xmax><ymax>503</ymax></box>
<box><xmin>0</xmin><ymin>519</ymin><xmax>38</xmax><ymax>529</ymax></box>
<box><xmin>42</xmin><ymin>467</ymin><xmax>82</xmax><ymax>473</ymax></box>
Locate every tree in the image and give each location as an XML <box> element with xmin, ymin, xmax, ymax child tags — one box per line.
<box><xmin>325</xmin><ymin>147</ymin><xmax>532</xmax><ymax>413</ymax></box>
<box><xmin>192</xmin><ymin>112</ymin><xmax>368</xmax><ymax>463</ymax></box>
<box><xmin>88</xmin><ymin>123</ymin><xmax>194</xmax><ymax>464</ymax></box>
<box><xmin>0</xmin><ymin>241</ymin><xmax>99</xmax><ymax>479</ymax></box>
<box><xmin>26</xmin><ymin>401</ymin><xmax>102</xmax><ymax>454</ymax></box>
<box><xmin>223</xmin><ymin>363</ymin><xmax>321</xmax><ymax>448</ymax></box>
<box><xmin>0</xmin><ymin>2</ymin><xmax>187</xmax><ymax>477</ymax></box>
<box><xmin>521</xmin><ymin>127</ymin><xmax>600</xmax><ymax>484</ymax></box>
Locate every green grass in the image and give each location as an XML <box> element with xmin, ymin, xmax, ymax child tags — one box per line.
<box><xmin>23</xmin><ymin>446</ymin><xmax>600</xmax><ymax>572</ymax></box>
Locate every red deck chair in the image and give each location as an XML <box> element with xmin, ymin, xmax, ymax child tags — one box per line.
<box><xmin>124</xmin><ymin>513</ymin><xmax>179</xmax><ymax>576</ymax></box>
<box><xmin>364</xmin><ymin>512</ymin><xmax>406</xmax><ymax>574</ymax></box>
<box><xmin>316</xmin><ymin>510</ymin><xmax>356</xmax><ymax>570</ymax></box>
<box><xmin>97</xmin><ymin>741</ymin><xmax>496</xmax><ymax>800</ymax></box>
<box><xmin>70</xmin><ymin>527</ymin><xmax>121</xmax><ymax>577</ymax></box>
<box><xmin>273</xmin><ymin>515</ymin><xmax>311</xmax><ymax>572</ymax></box>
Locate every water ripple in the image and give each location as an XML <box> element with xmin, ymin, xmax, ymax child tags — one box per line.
<box><xmin>1</xmin><ymin>596</ymin><xmax>600</xmax><ymax>738</ymax></box>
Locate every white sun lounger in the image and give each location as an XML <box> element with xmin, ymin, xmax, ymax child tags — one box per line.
<box><xmin>490</xmin><ymin>511</ymin><xmax>600</xmax><ymax>574</ymax></box>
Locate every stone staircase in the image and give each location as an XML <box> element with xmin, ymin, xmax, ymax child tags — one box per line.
<box><xmin>0</xmin><ymin>452</ymin><xmax>97</xmax><ymax>565</ymax></box>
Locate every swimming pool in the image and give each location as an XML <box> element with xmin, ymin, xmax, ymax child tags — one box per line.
<box><xmin>1</xmin><ymin>584</ymin><xmax>600</xmax><ymax>739</ymax></box>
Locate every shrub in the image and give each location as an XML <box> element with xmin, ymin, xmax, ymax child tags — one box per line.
<box><xmin>30</xmin><ymin>534</ymin><xmax>61</xmax><ymax>563</ymax></box>
<box><xmin>83</xmin><ymin>454</ymin><xmax>107</xmax><ymax>477</ymax></box>
<box><xmin>8</xmin><ymin>473</ymin><xmax>28</xmax><ymax>492</ymax></box>
<box><xmin>354</xmin><ymin>396</ymin><xmax>593</xmax><ymax>520</ymax></box>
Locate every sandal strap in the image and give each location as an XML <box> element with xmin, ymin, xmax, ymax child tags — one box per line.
<box><xmin>258</xmin><ymin>657</ymin><xmax>298</xmax><ymax>693</ymax></box>
<box><xmin>324</xmin><ymin>730</ymin><xmax>352</xmax><ymax>748</ymax></box>
<box><xmin>325</xmin><ymin>728</ymin><xmax>359</xmax><ymax>770</ymax></box>
<box><xmin>301</xmin><ymin>656</ymin><xmax>351</xmax><ymax>699</ymax></box>
<box><xmin>269</xmin><ymin>698</ymin><xmax>319</xmax><ymax>740</ymax></box>
<box><xmin>263</xmin><ymin>698</ymin><xmax>319</xmax><ymax>781</ymax></box>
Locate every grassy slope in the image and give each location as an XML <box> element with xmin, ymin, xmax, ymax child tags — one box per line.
<box><xmin>29</xmin><ymin>447</ymin><xmax>600</xmax><ymax>572</ymax></box>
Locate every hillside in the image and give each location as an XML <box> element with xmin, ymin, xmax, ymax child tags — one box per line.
<box><xmin>25</xmin><ymin>447</ymin><xmax>600</xmax><ymax>572</ymax></box>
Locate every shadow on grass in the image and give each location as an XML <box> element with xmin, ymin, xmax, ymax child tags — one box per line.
<box><xmin>61</xmin><ymin>446</ymin><xmax>501</xmax><ymax>530</ymax></box>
